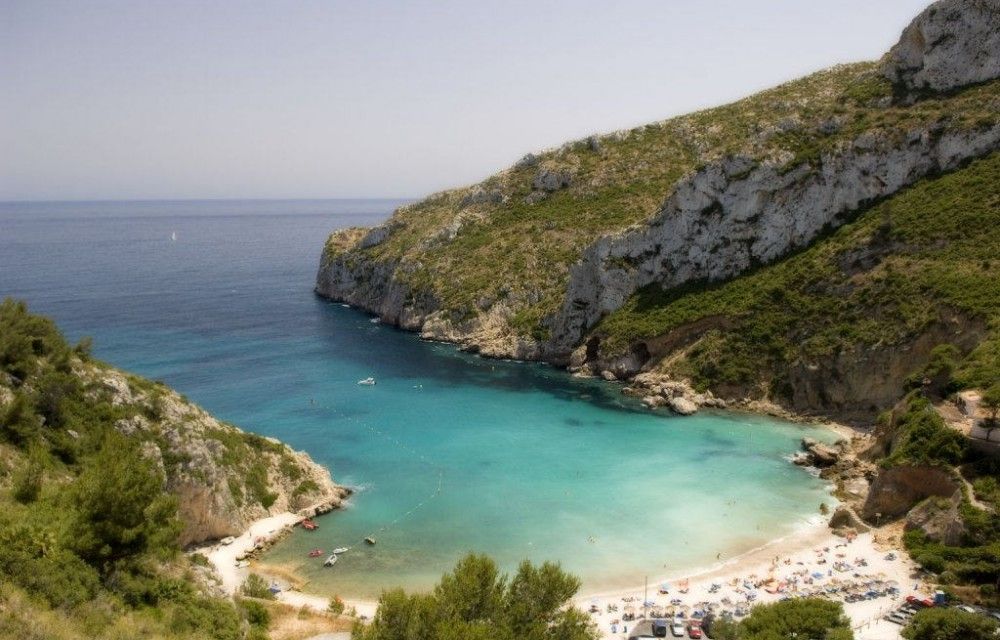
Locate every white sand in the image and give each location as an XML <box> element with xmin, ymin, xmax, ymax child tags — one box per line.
<box><xmin>202</xmin><ymin>512</ymin><xmax>303</xmax><ymax>595</ymax></box>
<box><xmin>202</xmin><ymin>514</ymin><xmax>921</xmax><ymax>640</ymax></box>
<box><xmin>199</xmin><ymin>511</ymin><xmax>379</xmax><ymax>620</ymax></box>
<box><xmin>577</xmin><ymin>524</ymin><xmax>922</xmax><ymax>640</ymax></box>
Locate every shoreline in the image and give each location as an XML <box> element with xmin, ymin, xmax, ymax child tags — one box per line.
<box><xmin>201</xmin><ymin>411</ymin><xmax>904</xmax><ymax>638</ymax></box>
<box><xmin>229</xmin><ymin>504</ymin><xmax>916</xmax><ymax>640</ymax></box>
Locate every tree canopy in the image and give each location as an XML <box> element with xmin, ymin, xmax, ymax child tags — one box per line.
<box><xmin>353</xmin><ymin>553</ymin><xmax>597</xmax><ymax>640</ymax></box>
<box><xmin>737</xmin><ymin>598</ymin><xmax>854</xmax><ymax>640</ymax></box>
<box><xmin>902</xmin><ymin>607</ymin><xmax>999</xmax><ymax>640</ymax></box>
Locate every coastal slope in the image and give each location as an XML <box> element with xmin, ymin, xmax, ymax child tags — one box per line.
<box><xmin>317</xmin><ymin>0</ymin><xmax>1000</xmax><ymax>419</ymax></box>
<box><xmin>0</xmin><ymin>299</ymin><xmax>348</xmax><ymax>639</ymax></box>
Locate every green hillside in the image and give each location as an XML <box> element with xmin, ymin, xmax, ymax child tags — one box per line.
<box><xmin>0</xmin><ymin>301</ymin><xmax>335</xmax><ymax>639</ymax></box>
<box><xmin>595</xmin><ymin>152</ymin><xmax>1000</xmax><ymax>402</ymax></box>
<box><xmin>324</xmin><ymin>66</ymin><xmax>997</xmax><ymax>337</ymax></box>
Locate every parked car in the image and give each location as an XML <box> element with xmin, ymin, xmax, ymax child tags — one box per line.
<box><xmin>671</xmin><ymin>622</ymin><xmax>686</xmax><ymax>637</ymax></box>
<box><xmin>687</xmin><ymin>623</ymin><xmax>703</xmax><ymax>639</ymax></box>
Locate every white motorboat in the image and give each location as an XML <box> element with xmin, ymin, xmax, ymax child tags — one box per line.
<box><xmin>332</xmin><ymin>547</ymin><xmax>350</xmax><ymax>554</ymax></box>
<box><xmin>323</xmin><ymin>554</ymin><xmax>338</xmax><ymax>567</ymax></box>
<box><xmin>357</xmin><ymin>377</ymin><xmax>376</xmax><ymax>386</ymax></box>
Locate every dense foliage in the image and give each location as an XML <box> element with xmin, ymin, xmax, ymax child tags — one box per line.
<box><xmin>352</xmin><ymin>553</ymin><xmax>597</xmax><ymax>640</ymax></box>
<box><xmin>737</xmin><ymin>598</ymin><xmax>853</xmax><ymax>640</ymax></box>
<box><xmin>903</xmin><ymin>453</ymin><xmax>1000</xmax><ymax>602</ymax></box>
<box><xmin>0</xmin><ymin>299</ymin><xmax>262</xmax><ymax>639</ymax></box>
<box><xmin>598</xmin><ymin>152</ymin><xmax>1000</xmax><ymax>398</ymax></box>
<box><xmin>901</xmin><ymin>607</ymin><xmax>999</xmax><ymax>640</ymax></box>
<box><xmin>881</xmin><ymin>394</ymin><xmax>967</xmax><ymax>468</ymax></box>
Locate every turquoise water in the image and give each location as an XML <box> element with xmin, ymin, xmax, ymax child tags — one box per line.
<box><xmin>0</xmin><ymin>199</ymin><xmax>834</xmax><ymax>597</ymax></box>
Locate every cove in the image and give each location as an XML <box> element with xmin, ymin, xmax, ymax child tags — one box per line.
<box><xmin>0</xmin><ymin>199</ymin><xmax>835</xmax><ymax>598</ymax></box>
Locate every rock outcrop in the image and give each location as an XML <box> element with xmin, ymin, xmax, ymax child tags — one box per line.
<box><xmin>882</xmin><ymin>0</ymin><xmax>1000</xmax><ymax>95</ymax></box>
<box><xmin>87</xmin><ymin>366</ymin><xmax>350</xmax><ymax>547</ymax></box>
<box><xmin>904</xmin><ymin>491</ymin><xmax>967</xmax><ymax>545</ymax></box>
<box><xmin>800</xmin><ymin>437</ymin><xmax>845</xmax><ymax>467</ymax></box>
<box><xmin>861</xmin><ymin>465</ymin><xmax>959</xmax><ymax>521</ymax></box>
<box><xmin>316</xmin><ymin>0</ymin><xmax>1000</xmax><ymax>418</ymax></box>
<box><xmin>549</xmin><ymin>125</ymin><xmax>999</xmax><ymax>355</ymax></box>
<box><xmin>829</xmin><ymin>506</ymin><xmax>871</xmax><ymax>534</ymax></box>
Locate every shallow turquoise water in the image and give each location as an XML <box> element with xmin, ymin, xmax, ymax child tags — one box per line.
<box><xmin>0</xmin><ymin>199</ymin><xmax>835</xmax><ymax>597</ymax></box>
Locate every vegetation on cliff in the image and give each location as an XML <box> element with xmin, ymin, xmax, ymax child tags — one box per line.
<box><xmin>0</xmin><ymin>300</ymin><xmax>336</xmax><ymax>639</ymax></box>
<box><xmin>865</xmin><ymin>395</ymin><xmax>1000</xmax><ymax>605</ymax></box>
<box><xmin>323</xmin><ymin>61</ymin><xmax>996</xmax><ymax>338</ymax></box>
<box><xmin>596</xmin><ymin>152</ymin><xmax>1000</xmax><ymax>402</ymax></box>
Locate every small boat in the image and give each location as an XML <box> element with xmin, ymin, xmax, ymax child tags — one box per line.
<box><xmin>308</xmin><ymin>548</ymin><xmax>323</xmax><ymax>558</ymax></box>
<box><xmin>170</xmin><ymin>231</ymin><xmax>177</xmax><ymax>242</ymax></box>
<box><xmin>332</xmin><ymin>546</ymin><xmax>350</xmax><ymax>554</ymax></box>
<box><xmin>357</xmin><ymin>377</ymin><xmax>376</xmax><ymax>386</ymax></box>
<box><xmin>324</xmin><ymin>554</ymin><xmax>338</xmax><ymax>567</ymax></box>
<box><xmin>364</xmin><ymin>536</ymin><xmax>376</xmax><ymax>546</ymax></box>
<box><xmin>369</xmin><ymin>317</ymin><xmax>379</xmax><ymax>324</ymax></box>
<box><xmin>301</xmin><ymin>518</ymin><xmax>318</xmax><ymax>530</ymax></box>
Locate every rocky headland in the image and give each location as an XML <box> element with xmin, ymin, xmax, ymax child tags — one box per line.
<box><xmin>316</xmin><ymin>0</ymin><xmax>1000</xmax><ymax>422</ymax></box>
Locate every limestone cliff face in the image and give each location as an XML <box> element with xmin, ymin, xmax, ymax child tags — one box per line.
<box><xmin>883</xmin><ymin>0</ymin><xmax>1000</xmax><ymax>95</ymax></box>
<box><xmin>85</xmin><ymin>366</ymin><xmax>350</xmax><ymax>547</ymax></box>
<box><xmin>317</xmin><ymin>0</ymin><xmax>1000</xmax><ymax>414</ymax></box>
<box><xmin>548</xmin><ymin>125</ymin><xmax>999</xmax><ymax>355</ymax></box>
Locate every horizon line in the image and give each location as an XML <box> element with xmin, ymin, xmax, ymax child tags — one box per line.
<box><xmin>0</xmin><ymin>196</ymin><xmax>419</xmax><ymax>205</ymax></box>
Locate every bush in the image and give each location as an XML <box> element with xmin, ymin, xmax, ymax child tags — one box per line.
<box><xmin>240</xmin><ymin>597</ymin><xmax>271</xmax><ymax>628</ymax></box>
<box><xmin>240</xmin><ymin>573</ymin><xmax>275</xmax><ymax>600</ymax></box>
<box><xmin>738</xmin><ymin>598</ymin><xmax>853</xmax><ymax>640</ymax></box>
<box><xmin>914</xmin><ymin>552</ymin><xmax>946</xmax><ymax>574</ymax></box>
<box><xmin>902</xmin><ymin>607</ymin><xmax>999</xmax><ymax>640</ymax></box>
<box><xmin>0</xmin><ymin>523</ymin><xmax>100</xmax><ymax>608</ymax></box>
<box><xmin>71</xmin><ymin>431</ymin><xmax>181</xmax><ymax>565</ymax></box>
<box><xmin>329</xmin><ymin>595</ymin><xmax>346</xmax><ymax>615</ymax></box>
<box><xmin>11</xmin><ymin>458</ymin><xmax>43</xmax><ymax>504</ymax></box>
<box><xmin>354</xmin><ymin>553</ymin><xmax>596</xmax><ymax>640</ymax></box>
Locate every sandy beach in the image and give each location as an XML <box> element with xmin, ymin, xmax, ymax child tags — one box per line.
<box><xmin>200</xmin><ymin>512</ymin><xmax>379</xmax><ymax>620</ymax></box>
<box><xmin>202</xmin><ymin>507</ymin><xmax>922</xmax><ymax>640</ymax></box>
<box><xmin>577</xmin><ymin>524</ymin><xmax>921</xmax><ymax>640</ymax></box>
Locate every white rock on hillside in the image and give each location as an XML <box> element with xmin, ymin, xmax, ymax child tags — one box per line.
<box><xmin>882</xmin><ymin>0</ymin><xmax>1000</xmax><ymax>94</ymax></box>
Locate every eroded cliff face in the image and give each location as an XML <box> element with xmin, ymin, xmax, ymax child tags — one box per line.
<box><xmin>85</xmin><ymin>366</ymin><xmax>350</xmax><ymax>547</ymax></box>
<box><xmin>549</xmin><ymin>125</ymin><xmax>999</xmax><ymax>354</ymax></box>
<box><xmin>316</xmin><ymin>0</ymin><xmax>1000</xmax><ymax>416</ymax></box>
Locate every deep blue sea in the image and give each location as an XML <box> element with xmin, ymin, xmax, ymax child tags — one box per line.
<box><xmin>0</xmin><ymin>199</ymin><xmax>835</xmax><ymax>597</ymax></box>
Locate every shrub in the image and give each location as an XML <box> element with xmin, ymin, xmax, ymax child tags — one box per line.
<box><xmin>70</xmin><ymin>431</ymin><xmax>181</xmax><ymax>565</ymax></box>
<box><xmin>902</xmin><ymin>607</ymin><xmax>999</xmax><ymax>640</ymax></box>
<box><xmin>11</xmin><ymin>457</ymin><xmax>43</xmax><ymax>504</ymax></box>
<box><xmin>738</xmin><ymin>598</ymin><xmax>853</xmax><ymax>640</ymax></box>
<box><xmin>329</xmin><ymin>595</ymin><xmax>346</xmax><ymax>615</ymax></box>
<box><xmin>354</xmin><ymin>553</ymin><xmax>596</xmax><ymax>640</ymax></box>
<box><xmin>240</xmin><ymin>597</ymin><xmax>271</xmax><ymax>628</ymax></box>
<box><xmin>240</xmin><ymin>573</ymin><xmax>275</xmax><ymax>600</ymax></box>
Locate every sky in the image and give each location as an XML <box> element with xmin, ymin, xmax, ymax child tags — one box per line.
<box><xmin>0</xmin><ymin>0</ymin><xmax>930</xmax><ymax>201</ymax></box>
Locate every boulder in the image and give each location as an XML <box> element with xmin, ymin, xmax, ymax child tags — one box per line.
<box><xmin>642</xmin><ymin>395</ymin><xmax>668</xmax><ymax>409</ymax></box>
<box><xmin>532</xmin><ymin>168</ymin><xmax>573</xmax><ymax>192</ymax></box>
<box><xmin>904</xmin><ymin>491</ymin><xmax>967</xmax><ymax>546</ymax></box>
<box><xmin>668</xmin><ymin>396</ymin><xmax>698</xmax><ymax>416</ymax></box>
<box><xmin>829</xmin><ymin>506</ymin><xmax>870</xmax><ymax>533</ymax></box>
<box><xmin>882</xmin><ymin>0</ymin><xmax>1000</xmax><ymax>94</ymax></box>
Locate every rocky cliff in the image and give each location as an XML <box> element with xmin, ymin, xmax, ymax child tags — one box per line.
<box><xmin>80</xmin><ymin>365</ymin><xmax>350</xmax><ymax>546</ymax></box>
<box><xmin>318</xmin><ymin>0</ymin><xmax>1000</xmax><ymax>418</ymax></box>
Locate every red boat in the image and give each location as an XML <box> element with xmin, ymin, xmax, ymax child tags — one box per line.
<box><xmin>301</xmin><ymin>518</ymin><xmax>318</xmax><ymax>531</ymax></box>
<box><xmin>307</xmin><ymin>548</ymin><xmax>323</xmax><ymax>557</ymax></box>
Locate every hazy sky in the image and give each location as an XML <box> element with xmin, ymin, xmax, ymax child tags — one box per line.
<box><xmin>1</xmin><ymin>0</ymin><xmax>929</xmax><ymax>201</ymax></box>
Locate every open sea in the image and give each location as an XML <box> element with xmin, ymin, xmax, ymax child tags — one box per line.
<box><xmin>0</xmin><ymin>199</ymin><xmax>836</xmax><ymax>597</ymax></box>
